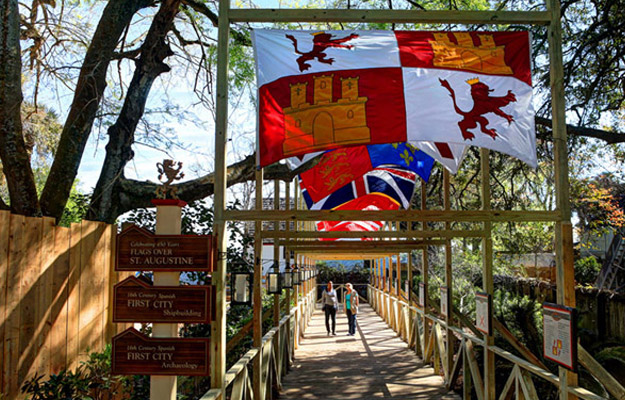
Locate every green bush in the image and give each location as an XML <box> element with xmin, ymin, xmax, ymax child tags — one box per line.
<box><xmin>574</xmin><ymin>256</ymin><xmax>601</xmax><ymax>285</ymax></box>
<box><xmin>21</xmin><ymin>346</ymin><xmax>123</xmax><ymax>400</ymax></box>
<box><xmin>21</xmin><ymin>345</ymin><xmax>151</xmax><ymax>400</ymax></box>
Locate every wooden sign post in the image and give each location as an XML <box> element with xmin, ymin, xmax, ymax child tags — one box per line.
<box><xmin>151</xmin><ymin>199</ymin><xmax>186</xmax><ymax>400</ymax></box>
<box><xmin>112</xmin><ymin>199</ymin><xmax>215</xmax><ymax>400</ymax></box>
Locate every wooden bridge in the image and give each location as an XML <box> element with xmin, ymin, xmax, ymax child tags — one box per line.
<box><xmin>280</xmin><ymin>302</ymin><xmax>457</xmax><ymax>400</ymax></box>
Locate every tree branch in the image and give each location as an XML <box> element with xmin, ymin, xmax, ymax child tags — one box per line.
<box><xmin>88</xmin><ymin>0</ymin><xmax>182</xmax><ymax>223</ymax></box>
<box><xmin>536</xmin><ymin>117</ymin><xmax>625</xmax><ymax>144</ymax></box>
<box><xmin>39</xmin><ymin>0</ymin><xmax>152</xmax><ymax>220</ymax></box>
<box><xmin>112</xmin><ymin>48</ymin><xmax>142</xmax><ymax>60</ymax></box>
<box><xmin>111</xmin><ymin>154</ymin><xmax>292</xmax><ymax>221</ymax></box>
<box><xmin>181</xmin><ymin>0</ymin><xmax>250</xmax><ymax>45</ymax></box>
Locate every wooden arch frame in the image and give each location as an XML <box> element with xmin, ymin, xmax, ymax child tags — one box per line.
<box><xmin>209</xmin><ymin>2</ymin><xmax>576</xmax><ymax>400</ymax></box>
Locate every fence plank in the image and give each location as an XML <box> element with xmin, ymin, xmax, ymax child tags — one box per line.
<box><xmin>18</xmin><ymin>217</ymin><xmax>42</xmax><ymax>390</ymax></box>
<box><xmin>78</xmin><ymin>220</ymin><xmax>105</xmax><ymax>359</ymax></box>
<box><xmin>50</xmin><ymin>224</ymin><xmax>70</xmax><ymax>374</ymax></box>
<box><xmin>66</xmin><ymin>222</ymin><xmax>82</xmax><ymax>369</ymax></box>
<box><xmin>0</xmin><ymin>210</ymin><xmax>10</xmax><ymax>395</ymax></box>
<box><xmin>4</xmin><ymin>214</ymin><xmax>24</xmax><ymax>398</ymax></box>
<box><xmin>35</xmin><ymin>217</ymin><xmax>56</xmax><ymax>377</ymax></box>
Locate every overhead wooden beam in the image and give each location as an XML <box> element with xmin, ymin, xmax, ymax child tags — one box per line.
<box><xmin>282</xmin><ymin>239</ymin><xmax>444</xmax><ymax>250</ymax></box>
<box><xmin>224</xmin><ymin>209</ymin><xmax>560</xmax><ymax>222</ymax></box>
<box><xmin>299</xmin><ymin>252</ymin><xmax>403</xmax><ymax>260</ymax></box>
<box><xmin>262</xmin><ymin>229</ymin><xmax>486</xmax><ymax>239</ymax></box>
<box><xmin>228</xmin><ymin>8</ymin><xmax>551</xmax><ymax>25</ymax></box>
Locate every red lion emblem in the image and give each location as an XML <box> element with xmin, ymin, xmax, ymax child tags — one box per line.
<box><xmin>285</xmin><ymin>32</ymin><xmax>359</xmax><ymax>72</ymax></box>
<box><xmin>439</xmin><ymin>78</ymin><xmax>516</xmax><ymax>140</ymax></box>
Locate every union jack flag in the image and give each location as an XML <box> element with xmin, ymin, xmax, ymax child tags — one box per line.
<box><xmin>302</xmin><ymin>166</ymin><xmax>417</xmax><ymax>211</ymax></box>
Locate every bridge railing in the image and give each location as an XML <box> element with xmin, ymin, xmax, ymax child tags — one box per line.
<box><xmin>368</xmin><ymin>285</ymin><xmax>624</xmax><ymax>400</ymax></box>
<box><xmin>201</xmin><ymin>285</ymin><xmax>316</xmax><ymax>400</ymax></box>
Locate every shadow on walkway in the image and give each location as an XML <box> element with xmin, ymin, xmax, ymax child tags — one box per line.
<box><xmin>279</xmin><ymin>302</ymin><xmax>461</xmax><ymax>400</ymax></box>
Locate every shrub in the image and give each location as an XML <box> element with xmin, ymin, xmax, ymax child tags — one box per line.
<box><xmin>574</xmin><ymin>256</ymin><xmax>601</xmax><ymax>285</ymax></box>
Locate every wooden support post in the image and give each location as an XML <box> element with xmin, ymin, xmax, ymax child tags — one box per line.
<box><xmin>444</xmin><ymin>169</ymin><xmax>454</xmax><ymax>381</ymax></box>
<box><xmin>273</xmin><ymin>180</ymin><xmax>280</xmax><ymax>327</ymax></box>
<box><xmin>463</xmin><ymin>344</ymin><xmax>473</xmax><ymax>400</ymax></box>
<box><xmin>396</xmin><ymin>250</ymin><xmax>401</xmax><ymax>297</ymax></box>
<box><xmin>407</xmin><ymin>251</ymin><xmax>413</xmax><ymax>303</ymax></box>
<box><xmin>373</xmin><ymin>258</ymin><xmax>380</xmax><ymax>289</ymax></box>
<box><xmin>381</xmin><ymin>257</ymin><xmax>386</xmax><ymax>292</ymax></box>
<box><xmin>150</xmin><ymin>202</ymin><xmax>183</xmax><ymax>400</ymax></box>
<box><xmin>421</xmin><ymin>179</ymin><xmax>430</xmax><ymax>359</ymax></box>
<box><xmin>253</xmin><ymin>169</ymin><xmax>263</xmax><ymax>400</ymax></box>
<box><xmin>547</xmin><ymin>0</ymin><xmax>578</xmax><ymax>397</ymax></box>
<box><xmin>285</xmin><ymin>180</ymin><xmax>291</xmax><ymax>317</ymax></box>
<box><xmin>480</xmin><ymin>149</ymin><xmax>495</xmax><ymax>400</ymax></box>
<box><xmin>211</xmin><ymin>0</ymin><xmax>230</xmax><ymax>396</ymax></box>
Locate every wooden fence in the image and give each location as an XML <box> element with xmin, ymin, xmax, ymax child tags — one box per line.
<box><xmin>0</xmin><ymin>211</ymin><xmax>128</xmax><ymax>399</ymax></box>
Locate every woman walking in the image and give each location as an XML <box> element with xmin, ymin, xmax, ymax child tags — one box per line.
<box><xmin>345</xmin><ymin>283</ymin><xmax>359</xmax><ymax>336</ymax></box>
<box><xmin>322</xmin><ymin>281</ymin><xmax>338</xmax><ymax>335</ymax></box>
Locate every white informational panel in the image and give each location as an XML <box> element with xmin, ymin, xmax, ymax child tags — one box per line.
<box><xmin>440</xmin><ymin>286</ymin><xmax>448</xmax><ymax>317</ymax></box>
<box><xmin>476</xmin><ymin>292</ymin><xmax>492</xmax><ymax>335</ymax></box>
<box><xmin>543</xmin><ymin>302</ymin><xmax>578</xmax><ymax>371</ymax></box>
<box><xmin>418</xmin><ymin>282</ymin><xmax>425</xmax><ymax>307</ymax></box>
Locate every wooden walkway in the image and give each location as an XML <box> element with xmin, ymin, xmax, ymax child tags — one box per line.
<box><xmin>279</xmin><ymin>302</ymin><xmax>460</xmax><ymax>400</ymax></box>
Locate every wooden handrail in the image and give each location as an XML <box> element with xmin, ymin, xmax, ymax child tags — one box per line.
<box><xmin>369</xmin><ymin>285</ymin><xmax>614</xmax><ymax>400</ymax></box>
<box><xmin>201</xmin><ymin>287</ymin><xmax>316</xmax><ymax>400</ymax></box>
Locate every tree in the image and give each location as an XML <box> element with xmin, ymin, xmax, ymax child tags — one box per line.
<box><xmin>0</xmin><ymin>0</ymin><xmax>623</xmax><ymax>223</ymax></box>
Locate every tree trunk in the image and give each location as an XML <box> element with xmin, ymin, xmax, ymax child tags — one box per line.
<box><xmin>88</xmin><ymin>0</ymin><xmax>182</xmax><ymax>222</ymax></box>
<box><xmin>0</xmin><ymin>0</ymin><xmax>40</xmax><ymax>215</ymax></box>
<box><xmin>39</xmin><ymin>0</ymin><xmax>152</xmax><ymax>220</ymax></box>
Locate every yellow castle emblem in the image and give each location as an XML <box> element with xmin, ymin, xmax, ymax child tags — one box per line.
<box><xmin>283</xmin><ymin>75</ymin><xmax>370</xmax><ymax>156</ymax></box>
<box><xmin>429</xmin><ymin>32</ymin><xmax>513</xmax><ymax>75</ymax></box>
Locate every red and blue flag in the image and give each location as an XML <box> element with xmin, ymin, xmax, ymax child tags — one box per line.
<box><xmin>299</xmin><ymin>142</ymin><xmax>433</xmax><ymax>203</ymax></box>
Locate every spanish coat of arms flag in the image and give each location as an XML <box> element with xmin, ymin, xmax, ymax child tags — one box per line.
<box><xmin>252</xmin><ymin>30</ymin><xmax>536</xmax><ymax>169</ymax></box>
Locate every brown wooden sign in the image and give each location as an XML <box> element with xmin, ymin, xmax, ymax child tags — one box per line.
<box><xmin>112</xmin><ymin>328</ymin><xmax>210</xmax><ymax>376</ymax></box>
<box><xmin>113</xmin><ymin>276</ymin><xmax>214</xmax><ymax>324</ymax></box>
<box><xmin>116</xmin><ymin>225</ymin><xmax>214</xmax><ymax>272</ymax></box>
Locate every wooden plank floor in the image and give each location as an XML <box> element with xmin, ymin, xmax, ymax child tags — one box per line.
<box><xmin>279</xmin><ymin>302</ymin><xmax>460</xmax><ymax>400</ymax></box>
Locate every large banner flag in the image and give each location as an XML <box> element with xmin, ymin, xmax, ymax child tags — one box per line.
<box><xmin>253</xmin><ymin>30</ymin><xmax>536</xmax><ymax>168</ymax></box>
<box><xmin>299</xmin><ymin>142</ymin><xmax>434</xmax><ymax>203</ymax></box>
<box><xmin>302</xmin><ymin>166</ymin><xmax>418</xmax><ymax>211</ymax></box>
